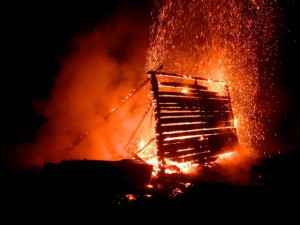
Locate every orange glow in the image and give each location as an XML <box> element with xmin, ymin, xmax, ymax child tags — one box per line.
<box><xmin>217</xmin><ymin>152</ymin><xmax>234</xmax><ymax>160</ymax></box>
<box><xmin>147</xmin><ymin>0</ymin><xmax>279</xmax><ymax>151</ymax></box>
<box><xmin>146</xmin><ymin>184</ymin><xmax>154</xmax><ymax>189</ymax></box>
<box><xmin>16</xmin><ymin>12</ymin><xmax>151</xmax><ymax>167</ymax></box>
<box><xmin>139</xmin><ymin>140</ymin><xmax>146</xmax><ymax>149</ymax></box>
<box><xmin>181</xmin><ymin>88</ymin><xmax>189</xmax><ymax>94</ymax></box>
<box><xmin>165</xmin><ymin>160</ymin><xmax>199</xmax><ymax>174</ymax></box>
<box><xmin>125</xmin><ymin>194</ymin><xmax>136</xmax><ymax>201</ymax></box>
<box><xmin>137</xmin><ymin>141</ymin><xmax>200</xmax><ymax>176</ymax></box>
<box><xmin>234</xmin><ymin>118</ymin><xmax>238</xmax><ymax>128</ymax></box>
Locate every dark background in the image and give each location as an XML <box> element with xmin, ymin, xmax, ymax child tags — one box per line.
<box><xmin>0</xmin><ymin>0</ymin><xmax>151</xmax><ymax>147</ymax></box>
<box><xmin>0</xmin><ymin>0</ymin><xmax>299</xmax><ymax>167</ymax></box>
<box><xmin>0</xmin><ymin>0</ymin><xmax>299</xmax><ymax>218</ymax></box>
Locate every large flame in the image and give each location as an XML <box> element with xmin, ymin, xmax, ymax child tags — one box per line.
<box><xmin>132</xmin><ymin>0</ymin><xmax>279</xmax><ymax>176</ymax></box>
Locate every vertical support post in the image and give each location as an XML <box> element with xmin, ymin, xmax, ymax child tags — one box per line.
<box><xmin>150</xmin><ymin>72</ymin><xmax>165</xmax><ymax>177</ymax></box>
<box><xmin>194</xmin><ymin>79</ymin><xmax>204</xmax><ymax>162</ymax></box>
<box><xmin>225</xmin><ymin>84</ymin><xmax>239</xmax><ymax>142</ymax></box>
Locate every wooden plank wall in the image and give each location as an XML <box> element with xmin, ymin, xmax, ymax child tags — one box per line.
<box><xmin>150</xmin><ymin>72</ymin><xmax>238</xmax><ymax>166</ymax></box>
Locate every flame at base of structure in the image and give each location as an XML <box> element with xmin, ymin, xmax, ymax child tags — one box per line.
<box><xmin>137</xmin><ymin>140</ymin><xmax>238</xmax><ymax>177</ymax></box>
<box><xmin>130</xmin><ymin>71</ymin><xmax>239</xmax><ymax>178</ymax></box>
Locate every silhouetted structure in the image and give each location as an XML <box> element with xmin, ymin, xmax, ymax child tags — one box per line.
<box><xmin>148</xmin><ymin>71</ymin><xmax>238</xmax><ymax>173</ymax></box>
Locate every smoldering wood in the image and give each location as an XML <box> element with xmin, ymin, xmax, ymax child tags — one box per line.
<box><xmin>160</xmin><ymin>114</ymin><xmax>232</xmax><ymax>124</ymax></box>
<box><xmin>164</xmin><ymin>149</ymin><xmax>210</xmax><ymax>159</ymax></box>
<box><xmin>161</xmin><ymin>127</ymin><xmax>236</xmax><ymax>140</ymax></box>
<box><xmin>162</xmin><ymin>137</ymin><xmax>208</xmax><ymax>150</ymax></box>
<box><xmin>159</xmin><ymin>104</ymin><xmax>231</xmax><ymax>111</ymax></box>
<box><xmin>159</xmin><ymin>81</ymin><xmax>207</xmax><ymax>90</ymax></box>
<box><xmin>165</xmin><ymin>150</ymin><xmax>212</xmax><ymax>159</ymax></box>
<box><xmin>161</xmin><ymin>132</ymin><xmax>237</xmax><ymax>153</ymax></box>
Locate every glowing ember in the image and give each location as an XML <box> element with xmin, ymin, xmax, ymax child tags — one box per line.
<box><xmin>125</xmin><ymin>194</ymin><xmax>136</xmax><ymax>201</ymax></box>
<box><xmin>138</xmin><ymin>142</ymin><xmax>199</xmax><ymax>175</ymax></box>
<box><xmin>218</xmin><ymin>152</ymin><xmax>234</xmax><ymax>160</ymax></box>
<box><xmin>165</xmin><ymin>159</ymin><xmax>199</xmax><ymax>174</ymax></box>
<box><xmin>124</xmin><ymin>0</ymin><xmax>279</xmax><ymax>177</ymax></box>
<box><xmin>146</xmin><ymin>184</ymin><xmax>154</xmax><ymax>189</ymax></box>
<box><xmin>146</xmin><ymin>0</ymin><xmax>279</xmax><ymax>151</ymax></box>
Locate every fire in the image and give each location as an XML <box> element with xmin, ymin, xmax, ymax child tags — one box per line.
<box><xmin>139</xmin><ymin>140</ymin><xmax>146</xmax><ymax>149</ymax></box>
<box><xmin>217</xmin><ymin>152</ymin><xmax>234</xmax><ymax>160</ymax></box>
<box><xmin>234</xmin><ymin>118</ymin><xmax>238</xmax><ymax>128</ymax></box>
<box><xmin>146</xmin><ymin>0</ymin><xmax>279</xmax><ymax>151</ymax></box>
<box><xmin>115</xmin><ymin>0</ymin><xmax>278</xmax><ymax>178</ymax></box>
<box><xmin>181</xmin><ymin>88</ymin><xmax>189</xmax><ymax>94</ymax></box>
<box><xmin>137</xmin><ymin>140</ymin><xmax>199</xmax><ymax>176</ymax></box>
<box><xmin>125</xmin><ymin>194</ymin><xmax>136</xmax><ymax>201</ymax></box>
<box><xmin>165</xmin><ymin>160</ymin><xmax>199</xmax><ymax>174</ymax></box>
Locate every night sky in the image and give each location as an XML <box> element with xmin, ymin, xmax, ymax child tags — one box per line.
<box><xmin>0</xmin><ymin>0</ymin><xmax>299</xmax><ymax>167</ymax></box>
<box><xmin>1</xmin><ymin>1</ymin><xmax>151</xmax><ymax>147</ymax></box>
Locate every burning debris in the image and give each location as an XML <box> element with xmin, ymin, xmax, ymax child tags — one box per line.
<box><xmin>41</xmin><ymin>68</ymin><xmax>240</xmax><ymax>191</ymax></box>
<box><xmin>113</xmin><ymin>68</ymin><xmax>239</xmax><ymax>177</ymax></box>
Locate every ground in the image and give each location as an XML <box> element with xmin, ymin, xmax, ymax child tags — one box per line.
<box><xmin>1</xmin><ymin>149</ymin><xmax>299</xmax><ymax>220</ymax></box>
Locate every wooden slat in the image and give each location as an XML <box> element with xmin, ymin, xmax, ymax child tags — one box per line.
<box><xmin>158</xmin><ymin>91</ymin><xmax>228</xmax><ymax>100</ymax></box>
<box><xmin>161</xmin><ymin>137</ymin><xmax>209</xmax><ymax>152</ymax></box>
<box><xmin>190</xmin><ymin>89</ymin><xmax>220</xmax><ymax>97</ymax></box>
<box><xmin>158</xmin><ymin>96</ymin><xmax>198</xmax><ymax>103</ymax></box>
<box><xmin>158</xmin><ymin>90</ymin><xmax>223</xmax><ymax>98</ymax></box>
<box><xmin>202</xmin><ymin>133</ymin><xmax>238</xmax><ymax>152</ymax></box>
<box><xmin>160</xmin><ymin>111</ymin><xmax>232</xmax><ymax>120</ymax></box>
<box><xmin>160</xmin><ymin>111</ymin><xmax>201</xmax><ymax>117</ymax></box>
<box><xmin>160</xmin><ymin>116</ymin><xmax>212</xmax><ymax>124</ymax></box>
<box><xmin>164</xmin><ymin>148</ymin><xmax>211</xmax><ymax>159</ymax></box>
<box><xmin>167</xmin><ymin>147</ymin><xmax>233</xmax><ymax>163</ymax></box>
<box><xmin>162</xmin><ymin>127</ymin><xmax>235</xmax><ymax>140</ymax></box>
<box><xmin>148</xmin><ymin>71</ymin><xmax>226</xmax><ymax>83</ymax></box>
<box><xmin>167</xmin><ymin>153</ymin><xmax>212</xmax><ymax>163</ymax></box>
<box><xmin>160</xmin><ymin>109</ymin><xmax>231</xmax><ymax>116</ymax></box>
<box><xmin>157</xmin><ymin>97</ymin><xmax>230</xmax><ymax>109</ymax></box>
<box><xmin>161</xmin><ymin>132</ymin><xmax>237</xmax><ymax>151</ymax></box>
<box><xmin>159</xmin><ymin>81</ymin><xmax>207</xmax><ymax>90</ymax></box>
<box><xmin>158</xmin><ymin>91</ymin><xmax>197</xmax><ymax>97</ymax></box>
<box><xmin>160</xmin><ymin>121</ymin><xmax>232</xmax><ymax>132</ymax></box>
<box><xmin>159</xmin><ymin>104</ymin><xmax>231</xmax><ymax>111</ymax></box>
<box><xmin>159</xmin><ymin>106</ymin><xmax>200</xmax><ymax>110</ymax></box>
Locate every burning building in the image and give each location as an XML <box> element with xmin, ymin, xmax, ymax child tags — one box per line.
<box><xmin>42</xmin><ymin>68</ymin><xmax>239</xmax><ymax>183</ymax></box>
<box><xmin>149</xmin><ymin>70</ymin><xmax>238</xmax><ymax>174</ymax></box>
<box><xmin>117</xmin><ymin>68</ymin><xmax>239</xmax><ymax>177</ymax></box>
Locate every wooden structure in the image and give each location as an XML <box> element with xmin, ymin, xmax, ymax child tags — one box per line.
<box><xmin>148</xmin><ymin>71</ymin><xmax>238</xmax><ymax>173</ymax></box>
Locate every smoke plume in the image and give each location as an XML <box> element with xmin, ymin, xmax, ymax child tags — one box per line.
<box><xmin>15</xmin><ymin>10</ymin><xmax>150</xmax><ymax>169</ymax></box>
